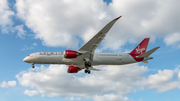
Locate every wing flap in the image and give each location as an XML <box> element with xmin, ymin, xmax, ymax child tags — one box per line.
<box><xmin>89</xmin><ymin>67</ymin><xmax>106</xmax><ymax>71</ymax></box>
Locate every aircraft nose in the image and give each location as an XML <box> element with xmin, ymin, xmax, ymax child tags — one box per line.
<box><xmin>23</xmin><ymin>57</ymin><xmax>29</xmax><ymax>63</ymax></box>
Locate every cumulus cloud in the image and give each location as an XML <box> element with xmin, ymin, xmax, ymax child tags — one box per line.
<box><xmin>0</xmin><ymin>0</ymin><xmax>27</xmax><ymax>39</ymax></box>
<box><xmin>142</xmin><ymin>69</ymin><xmax>180</xmax><ymax>92</ymax></box>
<box><xmin>0</xmin><ymin>0</ymin><xmax>14</xmax><ymax>26</ymax></box>
<box><xmin>65</xmin><ymin>97</ymin><xmax>81</xmax><ymax>101</ymax></box>
<box><xmin>94</xmin><ymin>94</ymin><xmax>133</xmax><ymax>101</ymax></box>
<box><xmin>15</xmin><ymin>64</ymin><xmax>147</xmax><ymax>99</ymax></box>
<box><xmin>15</xmin><ymin>0</ymin><xmax>108</xmax><ymax>48</ymax></box>
<box><xmin>164</xmin><ymin>33</ymin><xmax>180</xmax><ymax>47</ymax></box>
<box><xmin>23</xmin><ymin>90</ymin><xmax>41</xmax><ymax>97</ymax></box>
<box><xmin>0</xmin><ymin>80</ymin><xmax>17</xmax><ymax>88</ymax></box>
<box><xmin>15</xmin><ymin>63</ymin><xmax>180</xmax><ymax>100</ymax></box>
<box><xmin>15</xmin><ymin>0</ymin><xmax>180</xmax><ymax>50</ymax></box>
<box><xmin>0</xmin><ymin>0</ymin><xmax>14</xmax><ymax>34</ymax></box>
<box><xmin>14</xmin><ymin>25</ymin><xmax>26</xmax><ymax>39</ymax></box>
<box><xmin>147</xmin><ymin>70</ymin><xmax>174</xmax><ymax>85</ymax></box>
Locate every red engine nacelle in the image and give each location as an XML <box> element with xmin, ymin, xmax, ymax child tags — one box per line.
<box><xmin>64</xmin><ymin>50</ymin><xmax>78</xmax><ymax>58</ymax></box>
<box><xmin>67</xmin><ymin>66</ymin><xmax>79</xmax><ymax>73</ymax></box>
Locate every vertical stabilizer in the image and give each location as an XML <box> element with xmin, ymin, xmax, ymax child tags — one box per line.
<box><xmin>130</xmin><ymin>38</ymin><xmax>150</xmax><ymax>56</ymax></box>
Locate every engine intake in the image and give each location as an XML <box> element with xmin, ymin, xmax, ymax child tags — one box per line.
<box><xmin>67</xmin><ymin>66</ymin><xmax>79</xmax><ymax>73</ymax></box>
<box><xmin>64</xmin><ymin>50</ymin><xmax>81</xmax><ymax>58</ymax></box>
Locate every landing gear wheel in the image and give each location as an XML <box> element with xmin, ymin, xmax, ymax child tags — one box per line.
<box><xmin>31</xmin><ymin>63</ymin><xmax>35</xmax><ymax>68</ymax></box>
<box><xmin>87</xmin><ymin>70</ymin><xmax>91</xmax><ymax>74</ymax></box>
<box><xmin>85</xmin><ymin>61</ymin><xmax>91</xmax><ymax>68</ymax></box>
<box><xmin>84</xmin><ymin>69</ymin><xmax>91</xmax><ymax>74</ymax></box>
<box><xmin>85</xmin><ymin>69</ymin><xmax>88</xmax><ymax>73</ymax></box>
<box><xmin>84</xmin><ymin>59</ymin><xmax>91</xmax><ymax>74</ymax></box>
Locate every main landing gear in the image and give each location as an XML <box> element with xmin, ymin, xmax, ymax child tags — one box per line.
<box><xmin>85</xmin><ymin>61</ymin><xmax>91</xmax><ymax>68</ymax></box>
<box><xmin>85</xmin><ymin>69</ymin><xmax>91</xmax><ymax>74</ymax></box>
<box><xmin>84</xmin><ymin>58</ymin><xmax>91</xmax><ymax>74</ymax></box>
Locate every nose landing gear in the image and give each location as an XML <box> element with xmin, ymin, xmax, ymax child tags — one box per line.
<box><xmin>31</xmin><ymin>63</ymin><xmax>35</xmax><ymax>68</ymax></box>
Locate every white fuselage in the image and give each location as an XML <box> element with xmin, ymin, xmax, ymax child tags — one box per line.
<box><xmin>23</xmin><ymin>52</ymin><xmax>149</xmax><ymax>69</ymax></box>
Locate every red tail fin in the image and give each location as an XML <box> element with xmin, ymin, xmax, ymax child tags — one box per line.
<box><xmin>130</xmin><ymin>38</ymin><xmax>150</xmax><ymax>56</ymax></box>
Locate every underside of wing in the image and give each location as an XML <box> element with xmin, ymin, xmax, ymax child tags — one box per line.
<box><xmin>77</xmin><ymin>65</ymin><xmax>105</xmax><ymax>71</ymax></box>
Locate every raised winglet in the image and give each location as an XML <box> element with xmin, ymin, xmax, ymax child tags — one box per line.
<box><xmin>113</xmin><ymin>16</ymin><xmax>122</xmax><ymax>21</ymax></box>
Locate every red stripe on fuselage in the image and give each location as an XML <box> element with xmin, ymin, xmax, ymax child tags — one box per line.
<box><xmin>129</xmin><ymin>53</ymin><xmax>144</xmax><ymax>62</ymax></box>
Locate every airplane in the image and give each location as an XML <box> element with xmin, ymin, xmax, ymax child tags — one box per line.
<box><xmin>23</xmin><ymin>16</ymin><xmax>160</xmax><ymax>74</ymax></box>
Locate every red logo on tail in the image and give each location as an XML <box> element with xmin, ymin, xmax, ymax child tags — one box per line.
<box><xmin>129</xmin><ymin>38</ymin><xmax>150</xmax><ymax>62</ymax></box>
<box><xmin>136</xmin><ymin>45</ymin><xmax>146</xmax><ymax>54</ymax></box>
<box><xmin>130</xmin><ymin>38</ymin><xmax>150</xmax><ymax>56</ymax></box>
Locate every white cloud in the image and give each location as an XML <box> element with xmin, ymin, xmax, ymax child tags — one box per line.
<box><xmin>147</xmin><ymin>70</ymin><xmax>174</xmax><ymax>85</ymax></box>
<box><xmin>0</xmin><ymin>0</ymin><xmax>14</xmax><ymax>35</ymax></box>
<box><xmin>65</xmin><ymin>97</ymin><xmax>81</xmax><ymax>101</ymax></box>
<box><xmin>15</xmin><ymin>0</ymin><xmax>108</xmax><ymax>48</ymax></box>
<box><xmin>15</xmin><ymin>64</ymin><xmax>147</xmax><ymax>99</ymax></box>
<box><xmin>0</xmin><ymin>0</ymin><xmax>27</xmax><ymax>40</ymax></box>
<box><xmin>21</xmin><ymin>43</ymin><xmax>37</xmax><ymax>51</ymax></box>
<box><xmin>0</xmin><ymin>0</ymin><xmax>14</xmax><ymax>27</ymax></box>
<box><xmin>15</xmin><ymin>64</ymin><xmax>180</xmax><ymax>100</ymax></box>
<box><xmin>14</xmin><ymin>25</ymin><xmax>26</xmax><ymax>39</ymax></box>
<box><xmin>94</xmin><ymin>93</ymin><xmax>132</xmax><ymax>101</ymax></box>
<box><xmin>24</xmin><ymin>90</ymin><xmax>41</xmax><ymax>97</ymax></box>
<box><xmin>164</xmin><ymin>33</ymin><xmax>180</xmax><ymax>47</ymax></box>
<box><xmin>15</xmin><ymin>0</ymin><xmax>180</xmax><ymax>50</ymax></box>
<box><xmin>142</xmin><ymin>69</ymin><xmax>180</xmax><ymax>92</ymax></box>
<box><xmin>32</xmin><ymin>43</ymin><xmax>37</xmax><ymax>46</ymax></box>
<box><xmin>0</xmin><ymin>80</ymin><xmax>17</xmax><ymax>88</ymax></box>
<box><xmin>0</xmin><ymin>0</ymin><xmax>29</xmax><ymax>39</ymax></box>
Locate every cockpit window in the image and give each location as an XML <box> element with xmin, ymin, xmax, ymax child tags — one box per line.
<box><xmin>28</xmin><ymin>55</ymin><xmax>30</xmax><ymax>56</ymax></box>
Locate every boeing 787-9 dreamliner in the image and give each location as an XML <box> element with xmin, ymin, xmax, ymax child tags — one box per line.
<box><xmin>23</xmin><ymin>16</ymin><xmax>159</xmax><ymax>74</ymax></box>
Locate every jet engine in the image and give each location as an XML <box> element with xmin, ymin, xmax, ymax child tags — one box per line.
<box><xmin>64</xmin><ymin>50</ymin><xmax>81</xmax><ymax>58</ymax></box>
<box><xmin>67</xmin><ymin>66</ymin><xmax>79</xmax><ymax>73</ymax></box>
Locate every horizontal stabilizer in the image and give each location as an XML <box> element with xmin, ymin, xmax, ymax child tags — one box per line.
<box><xmin>138</xmin><ymin>46</ymin><xmax>160</xmax><ymax>58</ymax></box>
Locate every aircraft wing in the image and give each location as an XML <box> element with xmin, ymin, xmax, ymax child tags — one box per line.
<box><xmin>78</xmin><ymin>16</ymin><xmax>122</xmax><ymax>61</ymax></box>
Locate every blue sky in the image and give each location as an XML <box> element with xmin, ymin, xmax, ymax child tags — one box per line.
<box><xmin>0</xmin><ymin>0</ymin><xmax>180</xmax><ymax>101</ymax></box>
